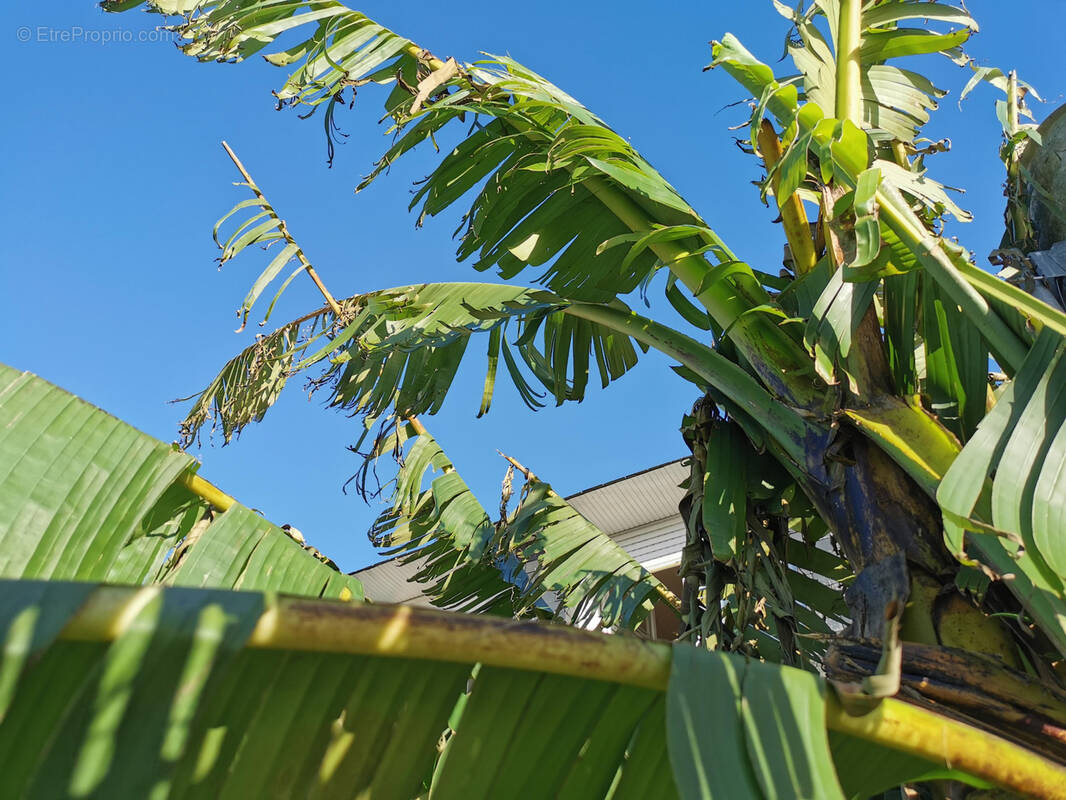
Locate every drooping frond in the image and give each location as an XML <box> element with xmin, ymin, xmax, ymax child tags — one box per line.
<box><xmin>319</xmin><ymin>283</ymin><xmax>648</xmax><ymax>419</ymax></box>
<box><xmin>179</xmin><ymin>282</ymin><xmax>648</xmax><ymax>446</ymax></box>
<box><xmin>0</xmin><ymin>363</ymin><xmax>363</xmax><ymax>600</ymax></box>
<box><xmin>105</xmin><ymin>0</ymin><xmax>419</xmax><ymax>123</ymax></box>
<box><xmin>358</xmin><ymin>57</ymin><xmax>735</xmax><ymax>303</ymax></box>
<box><xmin>178</xmin><ymin>300</ymin><xmax>341</xmax><ymax>446</ymax></box>
<box><xmin>105</xmin><ymin>1</ymin><xmax>724</xmax><ymax>297</ymax></box>
<box><xmin>363</xmin><ymin>419</ymin><xmax>675</xmax><ymax>631</ymax></box>
<box><xmin>107</xmin><ymin>0</ymin><xmax>821</xmax><ymax>409</ymax></box>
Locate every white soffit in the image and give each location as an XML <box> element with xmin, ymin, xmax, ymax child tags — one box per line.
<box><xmin>566</xmin><ymin>458</ymin><xmax>687</xmax><ymax>535</ymax></box>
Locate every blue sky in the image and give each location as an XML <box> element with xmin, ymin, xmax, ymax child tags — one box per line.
<box><xmin>2</xmin><ymin>1</ymin><xmax>1063</xmax><ymax>571</ymax></box>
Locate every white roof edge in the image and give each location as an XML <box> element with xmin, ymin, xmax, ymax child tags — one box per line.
<box><xmin>564</xmin><ymin>457</ymin><xmax>687</xmax><ymax>501</ymax></box>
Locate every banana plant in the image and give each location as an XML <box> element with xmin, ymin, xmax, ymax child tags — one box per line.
<box><xmin>7</xmin><ymin>0</ymin><xmax>1060</xmax><ymax>793</ymax></box>
<box><xmin>0</xmin><ymin>366</ymin><xmax>1062</xmax><ymax>798</ymax></box>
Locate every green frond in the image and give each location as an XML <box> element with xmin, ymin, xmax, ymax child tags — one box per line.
<box><xmin>323</xmin><ymin>283</ymin><xmax>649</xmax><ymax>418</ymax></box>
<box><xmin>180</xmin><ymin>282</ymin><xmax>648</xmax><ymax>446</ymax></box>
<box><xmin>358</xmin><ymin>54</ymin><xmax>752</xmax><ymax>307</ymax></box>
<box><xmin>920</xmin><ymin>276</ymin><xmax>989</xmax><ymax>441</ymax></box>
<box><xmin>0</xmin><ymin>363</ymin><xmax>362</xmax><ymax>601</ymax></box>
<box><xmin>107</xmin><ymin>1</ymin><xmax>739</xmax><ymax>301</ymax></box>
<box><xmin>861</xmin><ymin>266</ymin><xmax>990</xmax><ymax>441</ymax></box>
<box><xmin>0</xmin><ymin>581</ymin><xmax>662</xmax><ymax>798</ymax></box>
<box><xmin>365</xmin><ymin>420</ymin><xmax>672</xmax><ymax>630</ymax></box>
<box><xmin>107</xmin><ymin>0</ymin><xmax>826</xmax><ymax>414</ymax></box>
<box><xmin>873</xmin><ymin>158</ymin><xmax>971</xmax><ymax>223</ymax></box>
<box><xmin>801</xmin><ymin>259</ymin><xmax>879</xmax><ymax>384</ymax></box>
<box><xmin>669</xmin><ymin>644</ymin><xmax>845</xmax><ymax>798</ymax></box>
<box><xmin>882</xmin><ymin>271</ymin><xmax>919</xmax><ymax>393</ymax></box>
<box><xmin>212</xmin><ymin>169</ymin><xmax>316</xmax><ymax>330</ymax></box>
<box><xmin>112</xmin><ymin>1</ymin><xmax>418</xmax><ymax>107</ymax></box>
<box><xmin>938</xmin><ymin>329</ymin><xmax>1066</xmax><ymax>657</ymax></box>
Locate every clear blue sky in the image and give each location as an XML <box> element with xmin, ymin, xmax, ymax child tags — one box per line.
<box><xmin>2</xmin><ymin>2</ymin><xmax>1063</xmax><ymax>571</ymax></box>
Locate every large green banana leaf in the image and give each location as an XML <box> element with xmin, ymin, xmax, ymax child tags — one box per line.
<box><xmin>0</xmin><ymin>580</ymin><xmax>1056</xmax><ymax>799</ymax></box>
<box><xmin>0</xmin><ymin>363</ymin><xmax>362</xmax><ymax>601</ymax></box>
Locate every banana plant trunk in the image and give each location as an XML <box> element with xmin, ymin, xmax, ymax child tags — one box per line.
<box><xmin>804</xmin><ymin>432</ymin><xmax>951</xmax><ymax>636</ymax></box>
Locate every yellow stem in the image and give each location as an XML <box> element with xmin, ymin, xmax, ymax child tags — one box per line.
<box><xmin>404</xmin><ymin>43</ymin><xmax>445</xmax><ymax>71</ymax></box>
<box><xmin>65</xmin><ymin>584</ymin><xmax>672</xmax><ymax>689</ymax></box>
<box><xmin>844</xmin><ymin>398</ymin><xmax>961</xmax><ymax>496</ymax></box>
<box><xmin>498</xmin><ymin>451</ymin><xmax>540</xmax><ymax>483</ymax></box>
<box><xmin>827</xmin><ymin>693</ymin><xmax>1066</xmax><ymax>800</ymax></box>
<box><xmin>836</xmin><ymin>0</ymin><xmax>863</xmax><ymax>124</ymax></box>
<box><xmin>60</xmin><ymin>585</ymin><xmax>1066</xmax><ymax>798</ymax></box>
<box><xmin>1007</xmin><ymin>71</ymin><xmax>1020</xmax><ymax>136</ymax></box>
<box><xmin>178</xmin><ymin>472</ymin><xmax>235</xmax><ymax>512</ymax></box>
<box><xmin>890</xmin><ymin>141</ymin><xmax>910</xmax><ymax>169</ymax></box>
<box><xmin>1004</xmin><ymin>71</ymin><xmax>1031</xmax><ymax>247</ymax></box>
<box><xmin>758</xmin><ymin>120</ymin><xmax>818</xmax><ymax>275</ymax></box>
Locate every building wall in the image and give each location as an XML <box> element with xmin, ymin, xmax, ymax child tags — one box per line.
<box><xmin>612</xmin><ymin>515</ymin><xmax>686</xmax><ymax>574</ymax></box>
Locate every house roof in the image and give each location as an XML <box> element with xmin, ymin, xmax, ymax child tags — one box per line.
<box><xmin>353</xmin><ymin>554</ymin><xmax>437</xmax><ymax>606</ymax></box>
<box><xmin>566</xmin><ymin>459</ymin><xmax>687</xmax><ymax>535</ymax></box>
